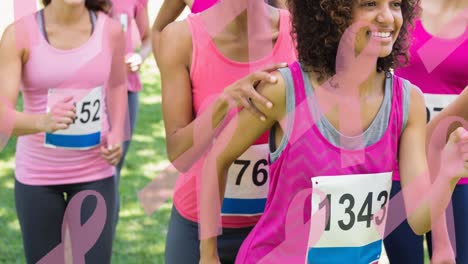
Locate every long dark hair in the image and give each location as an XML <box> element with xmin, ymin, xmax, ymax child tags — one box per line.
<box><xmin>42</xmin><ymin>0</ymin><xmax>112</xmax><ymax>13</ymax></box>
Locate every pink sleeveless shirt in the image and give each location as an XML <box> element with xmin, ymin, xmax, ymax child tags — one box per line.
<box><xmin>236</xmin><ymin>62</ymin><xmax>403</xmax><ymax>263</ymax></box>
<box><xmin>15</xmin><ymin>12</ymin><xmax>115</xmax><ymax>185</ymax></box>
<box><xmin>110</xmin><ymin>0</ymin><xmax>147</xmax><ymax>92</ymax></box>
<box><xmin>173</xmin><ymin>9</ymin><xmax>297</xmax><ymax>228</ymax></box>
<box><xmin>191</xmin><ymin>0</ymin><xmax>218</xmax><ymax>13</ymax></box>
<box><xmin>395</xmin><ymin>19</ymin><xmax>468</xmax><ymax>183</ymax></box>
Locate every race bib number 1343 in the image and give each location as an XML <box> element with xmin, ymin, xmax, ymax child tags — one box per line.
<box><xmin>307</xmin><ymin>172</ymin><xmax>392</xmax><ymax>264</ymax></box>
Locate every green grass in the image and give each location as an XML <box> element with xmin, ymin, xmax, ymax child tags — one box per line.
<box><xmin>0</xmin><ymin>60</ymin><xmax>171</xmax><ymax>264</ymax></box>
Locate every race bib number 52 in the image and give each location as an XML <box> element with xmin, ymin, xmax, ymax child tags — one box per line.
<box><xmin>45</xmin><ymin>87</ymin><xmax>103</xmax><ymax>150</ymax></box>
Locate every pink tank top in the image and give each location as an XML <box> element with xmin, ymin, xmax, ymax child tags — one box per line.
<box><xmin>236</xmin><ymin>62</ymin><xmax>403</xmax><ymax>263</ymax></box>
<box><xmin>15</xmin><ymin>12</ymin><xmax>115</xmax><ymax>185</ymax></box>
<box><xmin>110</xmin><ymin>0</ymin><xmax>147</xmax><ymax>92</ymax></box>
<box><xmin>191</xmin><ymin>0</ymin><xmax>218</xmax><ymax>13</ymax></box>
<box><xmin>395</xmin><ymin>19</ymin><xmax>468</xmax><ymax>183</ymax></box>
<box><xmin>173</xmin><ymin>9</ymin><xmax>297</xmax><ymax>228</ymax></box>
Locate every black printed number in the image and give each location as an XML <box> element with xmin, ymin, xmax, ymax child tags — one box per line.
<box><xmin>252</xmin><ymin>159</ymin><xmax>268</xmax><ymax>186</ymax></box>
<box><xmin>426</xmin><ymin>106</ymin><xmax>444</xmax><ymax>123</ymax></box>
<box><xmin>234</xmin><ymin>160</ymin><xmax>251</xmax><ymax>185</ymax></box>
<box><xmin>75</xmin><ymin>99</ymin><xmax>101</xmax><ymax>124</ymax></box>
<box><xmin>374</xmin><ymin>191</ymin><xmax>389</xmax><ymax>226</ymax></box>
<box><xmin>338</xmin><ymin>194</ymin><xmax>355</xmax><ymax>231</ymax></box>
<box><xmin>234</xmin><ymin>159</ymin><xmax>268</xmax><ymax>187</ymax></box>
<box><xmin>319</xmin><ymin>190</ymin><xmax>389</xmax><ymax>231</ymax></box>
<box><xmin>319</xmin><ymin>194</ymin><xmax>332</xmax><ymax>231</ymax></box>
<box><xmin>92</xmin><ymin>100</ymin><xmax>101</xmax><ymax>121</ymax></box>
<box><xmin>357</xmin><ymin>192</ymin><xmax>374</xmax><ymax>228</ymax></box>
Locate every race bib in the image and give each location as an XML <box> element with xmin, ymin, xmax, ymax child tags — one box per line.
<box><xmin>307</xmin><ymin>172</ymin><xmax>392</xmax><ymax>264</ymax></box>
<box><xmin>424</xmin><ymin>93</ymin><xmax>458</xmax><ymax>122</ymax></box>
<box><xmin>221</xmin><ymin>144</ymin><xmax>269</xmax><ymax>216</ymax></box>
<box><xmin>45</xmin><ymin>87</ymin><xmax>103</xmax><ymax>150</ymax></box>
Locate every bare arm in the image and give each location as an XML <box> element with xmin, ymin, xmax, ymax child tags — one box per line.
<box><xmin>134</xmin><ymin>4</ymin><xmax>152</xmax><ymax>61</ymax></box>
<box><xmin>159</xmin><ymin>21</ymin><xmax>198</xmax><ymax>167</ymax></box>
<box><xmin>427</xmin><ymin>87</ymin><xmax>468</xmax><ymax>145</ymax></box>
<box><xmin>399</xmin><ymin>86</ymin><xmax>463</xmax><ymax>235</ymax></box>
<box><xmin>199</xmin><ymin>72</ymin><xmax>286</xmax><ymax>262</ymax></box>
<box><xmin>160</xmin><ymin>21</ymin><xmax>280</xmax><ymax>171</ymax></box>
<box><xmin>151</xmin><ymin>0</ymin><xmax>187</xmax><ymax>66</ymax></box>
<box><xmin>426</xmin><ymin>87</ymin><xmax>468</xmax><ymax>263</ymax></box>
<box><xmin>0</xmin><ymin>24</ymin><xmax>74</xmax><ymax>137</ymax></box>
<box><xmin>100</xmin><ymin>20</ymin><xmax>128</xmax><ymax>165</ymax></box>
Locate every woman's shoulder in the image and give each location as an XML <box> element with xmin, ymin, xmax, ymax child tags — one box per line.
<box><xmin>160</xmin><ymin>19</ymin><xmax>192</xmax><ymax>50</ymax></box>
<box><xmin>1</xmin><ymin>12</ymin><xmax>38</xmax><ymax>53</ymax></box>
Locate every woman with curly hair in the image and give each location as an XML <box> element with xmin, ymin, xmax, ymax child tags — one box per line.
<box><xmin>198</xmin><ymin>0</ymin><xmax>468</xmax><ymax>263</ymax></box>
<box><xmin>0</xmin><ymin>0</ymin><xmax>127</xmax><ymax>262</ymax></box>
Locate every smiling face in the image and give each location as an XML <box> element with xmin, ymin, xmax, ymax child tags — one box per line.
<box><xmin>352</xmin><ymin>0</ymin><xmax>404</xmax><ymax>58</ymax></box>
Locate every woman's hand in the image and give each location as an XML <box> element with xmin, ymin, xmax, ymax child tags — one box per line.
<box><xmin>125</xmin><ymin>52</ymin><xmax>143</xmax><ymax>72</ymax></box>
<box><xmin>440</xmin><ymin>127</ymin><xmax>468</xmax><ymax>181</ymax></box>
<box><xmin>37</xmin><ymin>96</ymin><xmax>76</xmax><ymax>133</ymax></box>
<box><xmin>199</xmin><ymin>238</ymin><xmax>221</xmax><ymax>264</ymax></box>
<box><xmin>221</xmin><ymin>62</ymin><xmax>287</xmax><ymax>121</ymax></box>
<box><xmin>101</xmin><ymin>144</ymin><xmax>123</xmax><ymax>166</ymax></box>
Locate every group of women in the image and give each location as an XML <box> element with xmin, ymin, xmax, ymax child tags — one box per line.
<box><xmin>0</xmin><ymin>0</ymin><xmax>467</xmax><ymax>263</ymax></box>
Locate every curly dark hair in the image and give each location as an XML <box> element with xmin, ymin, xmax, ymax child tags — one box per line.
<box><xmin>42</xmin><ymin>0</ymin><xmax>112</xmax><ymax>13</ymax></box>
<box><xmin>287</xmin><ymin>0</ymin><xmax>420</xmax><ymax>79</ymax></box>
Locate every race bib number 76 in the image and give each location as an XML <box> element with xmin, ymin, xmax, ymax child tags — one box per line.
<box><xmin>222</xmin><ymin>144</ymin><xmax>270</xmax><ymax>216</ymax></box>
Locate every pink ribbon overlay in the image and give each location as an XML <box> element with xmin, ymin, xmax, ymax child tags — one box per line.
<box><xmin>37</xmin><ymin>190</ymin><xmax>107</xmax><ymax>264</ymax></box>
<box><xmin>0</xmin><ymin>1</ymin><xmax>134</xmax><ymax>261</ymax></box>
<box><xmin>137</xmin><ymin>0</ymin><xmax>468</xmax><ymax>261</ymax></box>
<box><xmin>2</xmin><ymin>0</ymin><xmax>467</xmax><ymax>262</ymax></box>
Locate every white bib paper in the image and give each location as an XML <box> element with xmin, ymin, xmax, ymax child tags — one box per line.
<box><xmin>45</xmin><ymin>87</ymin><xmax>103</xmax><ymax>150</ymax></box>
<box><xmin>307</xmin><ymin>172</ymin><xmax>392</xmax><ymax>264</ymax></box>
<box><xmin>221</xmin><ymin>144</ymin><xmax>270</xmax><ymax>216</ymax></box>
<box><xmin>424</xmin><ymin>93</ymin><xmax>458</xmax><ymax>122</ymax></box>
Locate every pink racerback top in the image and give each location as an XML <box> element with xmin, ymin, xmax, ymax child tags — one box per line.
<box><xmin>110</xmin><ymin>0</ymin><xmax>148</xmax><ymax>92</ymax></box>
<box><xmin>15</xmin><ymin>11</ymin><xmax>115</xmax><ymax>185</ymax></box>
<box><xmin>191</xmin><ymin>0</ymin><xmax>218</xmax><ymax>13</ymax></box>
<box><xmin>395</xmin><ymin>18</ymin><xmax>468</xmax><ymax>183</ymax></box>
<box><xmin>173</xmin><ymin>9</ymin><xmax>297</xmax><ymax>228</ymax></box>
<box><xmin>236</xmin><ymin>62</ymin><xmax>404</xmax><ymax>263</ymax></box>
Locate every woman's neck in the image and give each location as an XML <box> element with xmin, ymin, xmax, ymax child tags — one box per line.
<box><xmin>45</xmin><ymin>0</ymin><xmax>88</xmax><ymax>25</ymax></box>
<box><xmin>312</xmin><ymin>69</ymin><xmax>385</xmax><ymax>98</ymax></box>
<box><xmin>358</xmin><ymin>71</ymin><xmax>386</xmax><ymax>98</ymax></box>
<box><xmin>223</xmin><ymin>0</ymin><xmax>272</xmax><ymax>36</ymax></box>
